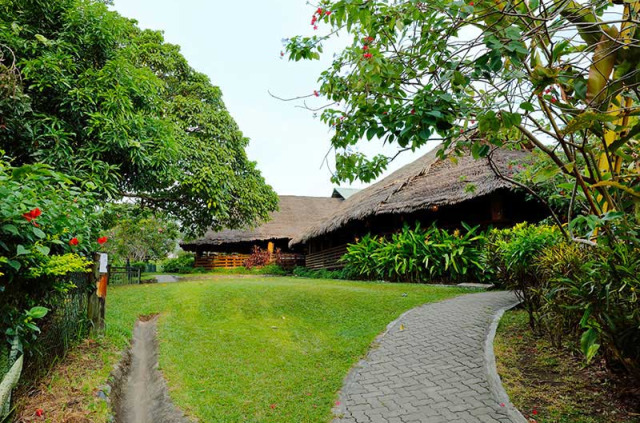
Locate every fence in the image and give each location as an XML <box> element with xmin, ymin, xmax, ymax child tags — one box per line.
<box><xmin>109</xmin><ymin>266</ymin><xmax>141</xmax><ymax>286</ymax></box>
<box><xmin>195</xmin><ymin>254</ymin><xmax>250</xmax><ymax>269</ymax></box>
<box><xmin>306</xmin><ymin>245</ymin><xmax>348</xmax><ymax>269</ymax></box>
<box><xmin>1</xmin><ymin>271</ymin><xmax>92</xmax><ymax>420</ymax></box>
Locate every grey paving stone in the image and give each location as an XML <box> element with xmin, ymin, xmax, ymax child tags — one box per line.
<box><xmin>333</xmin><ymin>291</ymin><xmax>521</xmax><ymax>423</ymax></box>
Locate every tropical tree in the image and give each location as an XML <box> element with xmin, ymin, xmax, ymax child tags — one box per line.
<box><xmin>102</xmin><ymin>211</ymin><xmax>180</xmax><ymax>263</ymax></box>
<box><xmin>285</xmin><ymin>0</ymin><xmax>639</xmax><ymax>238</ymax></box>
<box><xmin>0</xmin><ymin>0</ymin><xmax>277</xmax><ymax>236</ymax></box>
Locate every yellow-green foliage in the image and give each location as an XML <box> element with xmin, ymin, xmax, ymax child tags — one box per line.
<box><xmin>29</xmin><ymin>253</ymin><xmax>91</xmax><ymax>278</ymax></box>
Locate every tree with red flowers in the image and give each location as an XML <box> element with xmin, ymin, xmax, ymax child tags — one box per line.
<box><xmin>285</xmin><ymin>1</ymin><xmax>639</xmax><ymax>227</ymax></box>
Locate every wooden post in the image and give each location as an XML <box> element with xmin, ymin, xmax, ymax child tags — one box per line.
<box><xmin>267</xmin><ymin>241</ymin><xmax>275</xmax><ymax>264</ymax></box>
<box><xmin>87</xmin><ymin>253</ymin><xmax>108</xmax><ymax>334</ymax></box>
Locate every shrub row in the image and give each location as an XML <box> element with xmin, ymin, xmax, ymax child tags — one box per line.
<box><xmin>341</xmin><ymin>223</ymin><xmax>485</xmax><ymax>283</ymax></box>
<box><xmin>484</xmin><ymin>223</ymin><xmax>639</xmax><ymax>377</ymax></box>
<box><xmin>341</xmin><ymin>222</ymin><xmax>639</xmax><ymax>376</ymax></box>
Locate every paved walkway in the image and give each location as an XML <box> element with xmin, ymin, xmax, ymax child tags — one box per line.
<box><xmin>334</xmin><ymin>291</ymin><xmax>522</xmax><ymax>423</ymax></box>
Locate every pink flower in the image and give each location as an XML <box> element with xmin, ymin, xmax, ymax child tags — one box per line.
<box><xmin>335</xmin><ymin>401</ymin><xmax>341</xmax><ymax>406</ymax></box>
<box><xmin>500</xmin><ymin>403</ymin><xmax>506</xmax><ymax>407</ymax></box>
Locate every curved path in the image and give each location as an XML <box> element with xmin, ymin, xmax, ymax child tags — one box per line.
<box><xmin>333</xmin><ymin>291</ymin><xmax>525</xmax><ymax>423</ymax></box>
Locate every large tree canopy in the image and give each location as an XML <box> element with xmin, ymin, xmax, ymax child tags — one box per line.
<box><xmin>286</xmin><ymin>0</ymin><xmax>639</xmax><ymax>235</ymax></box>
<box><xmin>0</xmin><ymin>0</ymin><xmax>277</xmax><ymax>236</ymax></box>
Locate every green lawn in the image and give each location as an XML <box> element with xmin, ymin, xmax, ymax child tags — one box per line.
<box><xmin>106</xmin><ymin>276</ymin><xmax>468</xmax><ymax>422</ymax></box>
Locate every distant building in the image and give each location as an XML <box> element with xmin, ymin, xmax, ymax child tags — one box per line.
<box><xmin>180</xmin><ymin>195</ymin><xmax>343</xmax><ymax>269</ymax></box>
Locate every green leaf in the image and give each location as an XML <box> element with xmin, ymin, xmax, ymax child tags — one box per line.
<box><xmin>2</xmin><ymin>224</ymin><xmax>19</xmax><ymax>235</ymax></box>
<box><xmin>32</xmin><ymin>227</ymin><xmax>46</xmax><ymax>239</ymax></box>
<box><xmin>16</xmin><ymin>245</ymin><xmax>30</xmax><ymax>256</ymax></box>
<box><xmin>34</xmin><ymin>34</ymin><xmax>49</xmax><ymax>44</ymax></box>
<box><xmin>28</xmin><ymin>306</ymin><xmax>49</xmax><ymax>319</ymax></box>
<box><xmin>580</xmin><ymin>328</ymin><xmax>600</xmax><ymax>363</ymax></box>
<box><xmin>35</xmin><ymin>245</ymin><xmax>50</xmax><ymax>256</ymax></box>
<box><xmin>519</xmin><ymin>102</ymin><xmax>535</xmax><ymax>113</ymax></box>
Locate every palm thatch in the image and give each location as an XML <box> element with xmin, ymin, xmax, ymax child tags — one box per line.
<box><xmin>290</xmin><ymin>147</ymin><xmax>528</xmax><ymax>246</ymax></box>
<box><xmin>181</xmin><ymin>195</ymin><xmax>343</xmax><ymax>248</ymax></box>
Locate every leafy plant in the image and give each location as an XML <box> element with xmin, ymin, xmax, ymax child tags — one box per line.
<box><xmin>482</xmin><ymin>223</ymin><xmax>562</xmax><ymax>331</ymax></box>
<box><xmin>0</xmin><ymin>157</ymin><xmax>99</xmax><ymax>346</ymax></box>
<box><xmin>244</xmin><ymin>246</ymin><xmax>273</xmax><ymax>269</ymax></box>
<box><xmin>162</xmin><ymin>252</ymin><xmax>195</xmax><ymax>274</ymax></box>
<box><xmin>342</xmin><ymin>223</ymin><xmax>486</xmax><ymax>283</ymax></box>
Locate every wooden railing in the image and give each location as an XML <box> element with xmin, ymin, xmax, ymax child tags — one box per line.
<box><xmin>277</xmin><ymin>254</ymin><xmax>306</xmax><ymax>269</ymax></box>
<box><xmin>306</xmin><ymin>244</ymin><xmax>348</xmax><ymax>270</ymax></box>
<box><xmin>195</xmin><ymin>253</ymin><xmax>305</xmax><ymax>270</ymax></box>
<box><xmin>195</xmin><ymin>254</ymin><xmax>250</xmax><ymax>270</ymax></box>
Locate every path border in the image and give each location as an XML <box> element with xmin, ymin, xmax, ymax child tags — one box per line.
<box><xmin>484</xmin><ymin>299</ymin><xmax>528</xmax><ymax>423</ymax></box>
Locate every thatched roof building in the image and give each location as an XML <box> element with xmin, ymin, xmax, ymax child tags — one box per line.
<box><xmin>182</xmin><ymin>195</ymin><xmax>343</xmax><ymax>254</ymax></box>
<box><xmin>291</xmin><ymin>147</ymin><xmax>547</xmax><ymax>269</ymax></box>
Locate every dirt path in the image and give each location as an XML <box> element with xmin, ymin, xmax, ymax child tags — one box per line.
<box><xmin>110</xmin><ymin>315</ymin><xmax>190</xmax><ymax>423</ymax></box>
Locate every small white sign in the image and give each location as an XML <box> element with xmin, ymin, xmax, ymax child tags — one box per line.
<box><xmin>99</xmin><ymin>253</ymin><xmax>108</xmax><ymax>273</ymax></box>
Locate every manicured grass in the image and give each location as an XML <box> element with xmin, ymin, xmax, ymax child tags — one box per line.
<box><xmin>494</xmin><ymin>310</ymin><xmax>640</xmax><ymax>423</ymax></box>
<box><xmin>105</xmin><ymin>276</ymin><xmax>467</xmax><ymax>422</ymax></box>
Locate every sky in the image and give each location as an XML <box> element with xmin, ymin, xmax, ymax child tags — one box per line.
<box><xmin>111</xmin><ymin>0</ymin><xmax>434</xmax><ymax>197</ymax></box>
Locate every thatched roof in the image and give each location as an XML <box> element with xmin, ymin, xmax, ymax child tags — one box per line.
<box><xmin>181</xmin><ymin>195</ymin><xmax>344</xmax><ymax>248</ymax></box>
<box><xmin>290</xmin><ymin>147</ymin><xmax>527</xmax><ymax>246</ymax></box>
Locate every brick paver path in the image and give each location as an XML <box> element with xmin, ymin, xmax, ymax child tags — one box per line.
<box><xmin>334</xmin><ymin>291</ymin><xmax>521</xmax><ymax>423</ymax></box>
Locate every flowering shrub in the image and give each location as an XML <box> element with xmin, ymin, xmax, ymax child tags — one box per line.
<box><xmin>0</xmin><ymin>158</ymin><xmax>100</xmax><ymax>346</ymax></box>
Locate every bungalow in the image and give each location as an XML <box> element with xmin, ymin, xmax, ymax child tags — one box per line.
<box><xmin>180</xmin><ymin>195</ymin><xmax>344</xmax><ymax>269</ymax></box>
<box><xmin>289</xmin><ymin>147</ymin><xmax>548</xmax><ymax>269</ymax></box>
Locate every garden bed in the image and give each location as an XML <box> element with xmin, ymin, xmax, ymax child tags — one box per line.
<box><xmin>494</xmin><ymin>310</ymin><xmax>640</xmax><ymax>423</ymax></box>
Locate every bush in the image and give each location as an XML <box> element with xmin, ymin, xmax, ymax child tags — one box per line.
<box><xmin>130</xmin><ymin>261</ymin><xmax>147</xmax><ymax>272</ymax></box>
<box><xmin>342</xmin><ymin>223</ymin><xmax>486</xmax><ymax>283</ymax></box>
<box><xmin>260</xmin><ymin>264</ymin><xmax>289</xmax><ymax>276</ymax></box>
<box><xmin>162</xmin><ymin>253</ymin><xmax>195</xmax><ymax>273</ymax></box>
<box><xmin>244</xmin><ymin>246</ymin><xmax>272</xmax><ymax>269</ymax></box>
<box><xmin>292</xmin><ymin>266</ymin><xmax>353</xmax><ymax>280</ymax></box>
<box><xmin>546</xmin><ymin>239</ymin><xmax>640</xmax><ymax>377</ymax></box>
<box><xmin>482</xmin><ymin>223</ymin><xmax>562</xmax><ymax>331</ymax></box>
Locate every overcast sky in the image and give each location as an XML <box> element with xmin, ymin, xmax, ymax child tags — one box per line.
<box><xmin>111</xmin><ymin>0</ymin><xmax>434</xmax><ymax>197</ymax></box>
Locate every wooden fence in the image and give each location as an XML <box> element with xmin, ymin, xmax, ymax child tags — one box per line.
<box><xmin>305</xmin><ymin>244</ymin><xmax>348</xmax><ymax>270</ymax></box>
<box><xmin>195</xmin><ymin>253</ymin><xmax>305</xmax><ymax>270</ymax></box>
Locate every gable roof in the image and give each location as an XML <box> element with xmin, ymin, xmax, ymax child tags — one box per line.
<box><xmin>290</xmin><ymin>147</ymin><xmax>527</xmax><ymax>246</ymax></box>
<box><xmin>181</xmin><ymin>195</ymin><xmax>343</xmax><ymax>248</ymax></box>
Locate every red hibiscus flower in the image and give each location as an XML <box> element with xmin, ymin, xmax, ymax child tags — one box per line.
<box><xmin>69</xmin><ymin>237</ymin><xmax>79</xmax><ymax>246</ymax></box>
<box><xmin>23</xmin><ymin>207</ymin><xmax>42</xmax><ymax>222</ymax></box>
<box><xmin>97</xmin><ymin>236</ymin><xmax>108</xmax><ymax>245</ymax></box>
